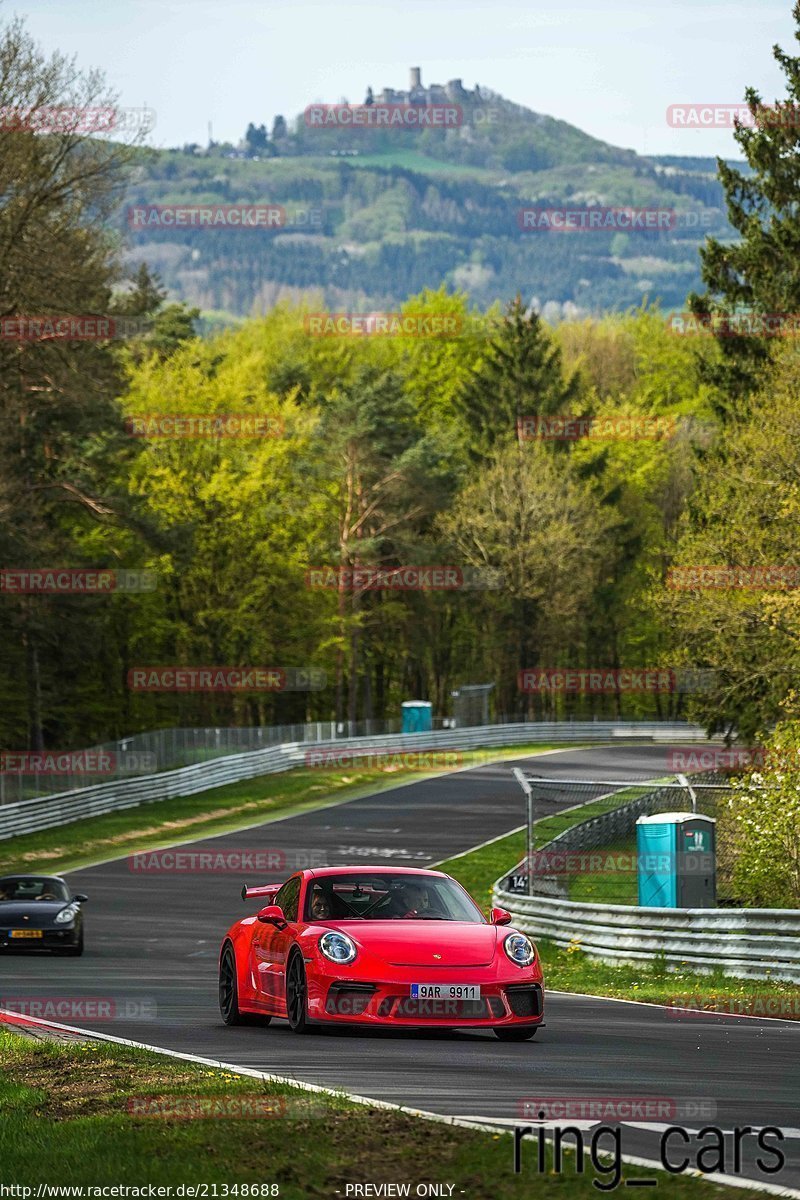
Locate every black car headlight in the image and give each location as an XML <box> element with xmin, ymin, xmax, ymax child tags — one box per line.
<box><xmin>319</xmin><ymin>931</ymin><xmax>357</xmax><ymax>964</ymax></box>
<box><xmin>54</xmin><ymin>904</ymin><xmax>79</xmax><ymax>925</ymax></box>
<box><xmin>503</xmin><ymin>932</ymin><xmax>536</xmax><ymax>966</ymax></box>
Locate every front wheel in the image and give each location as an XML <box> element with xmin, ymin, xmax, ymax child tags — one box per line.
<box><xmin>61</xmin><ymin>928</ymin><xmax>84</xmax><ymax>956</ymax></box>
<box><xmin>493</xmin><ymin>1026</ymin><xmax>538</xmax><ymax>1042</ymax></box>
<box><xmin>286</xmin><ymin>952</ymin><xmax>314</xmax><ymax>1034</ymax></box>
<box><xmin>219</xmin><ymin>945</ymin><xmax>244</xmax><ymax>1025</ymax></box>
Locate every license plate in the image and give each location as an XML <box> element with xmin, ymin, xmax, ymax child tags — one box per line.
<box><xmin>9</xmin><ymin>929</ymin><xmax>42</xmax><ymax>939</ymax></box>
<box><xmin>410</xmin><ymin>983</ymin><xmax>480</xmax><ymax>1000</ymax></box>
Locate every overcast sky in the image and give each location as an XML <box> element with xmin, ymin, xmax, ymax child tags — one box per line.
<box><xmin>8</xmin><ymin>0</ymin><xmax>797</xmax><ymax>156</ymax></box>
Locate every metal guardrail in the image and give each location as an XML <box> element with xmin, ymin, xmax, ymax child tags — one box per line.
<box><xmin>0</xmin><ymin>714</ymin><xmax>711</xmax><ymax>805</ymax></box>
<box><xmin>490</xmin><ymin>884</ymin><xmax>800</xmax><ymax>982</ymax></box>
<box><xmin>0</xmin><ymin>721</ymin><xmax>710</xmax><ymax>840</ymax></box>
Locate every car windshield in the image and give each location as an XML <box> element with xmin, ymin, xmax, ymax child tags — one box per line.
<box><xmin>304</xmin><ymin>873</ymin><xmax>484</xmax><ymax>923</ymax></box>
<box><xmin>0</xmin><ymin>877</ymin><xmax>69</xmax><ymax>902</ymax></box>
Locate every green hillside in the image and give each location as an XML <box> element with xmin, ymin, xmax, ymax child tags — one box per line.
<box><xmin>119</xmin><ymin>80</ymin><xmax>739</xmax><ymax>319</ymax></box>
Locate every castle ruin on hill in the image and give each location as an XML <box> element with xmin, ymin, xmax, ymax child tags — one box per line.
<box><xmin>373</xmin><ymin>68</ymin><xmax>480</xmax><ymax>106</ymax></box>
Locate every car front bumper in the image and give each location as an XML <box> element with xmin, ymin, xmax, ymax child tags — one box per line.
<box><xmin>0</xmin><ymin>926</ymin><xmax>80</xmax><ymax>950</ymax></box>
<box><xmin>306</xmin><ymin>963</ymin><xmax>544</xmax><ymax>1027</ymax></box>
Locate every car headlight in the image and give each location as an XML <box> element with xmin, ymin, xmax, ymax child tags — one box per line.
<box><xmin>55</xmin><ymin>904</ymin><xmax>79</xmax><ymax>925</ymax></box>
<box><xmin>319</xmin><ymin>931</ymin><xmax>357</xmax><ymax>964</ymax></box>
<box><xmin>503</xmin><ymin>932</ymin><xmax>535</xmax><ymax>966</ymax></box>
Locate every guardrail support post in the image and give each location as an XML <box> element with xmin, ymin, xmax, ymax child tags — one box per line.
<box><xmin>512</xmin><ymin>767</ymin><xmax>534</xmax><ymax>897</ymax></box>
<box><xmin>676</xmin><ymin>772</ymin><xmax>697</xmax><ymax>813</ymax></box>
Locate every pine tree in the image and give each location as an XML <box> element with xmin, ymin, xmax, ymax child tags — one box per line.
<box><xmin>689</xmin><ymin>1</ymin><xmax>800</xmax><ymax>405</ymax></box>
<box><xmin>456</xmin><ymin>296</ymin><xmax>579</xmax><ymax>459</ymax></box>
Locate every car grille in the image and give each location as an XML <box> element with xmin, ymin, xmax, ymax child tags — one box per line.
<box><xmin>504</xmin><ymin>984</ymin><xmax>543</xmax><ymax>1018</ymax></box>
<box><xmin>380</xmin><ymin>995</ymin><xmax>500</xmax><ymax>1020</ymax></box>
<box><xmin>325</xmin><ymin>983</ymin><xmax>377</xmax><ymax>1016</ymax></box>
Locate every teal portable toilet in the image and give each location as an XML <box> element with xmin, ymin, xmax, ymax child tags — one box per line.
<box><xmin>401</xmin><ymin>701</ymin><xmax>432</xmax><ymax>733</ymax></box>
<box><xmin>636</xmin><ymin>813</ymin><xmax>716</xmax><ymax>908</ymax></box>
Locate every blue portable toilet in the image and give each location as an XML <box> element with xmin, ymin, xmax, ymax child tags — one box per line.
<box><xmin>401</xmin><ymin>701</ymin><xmax>432</xmax><ymax>733</ymax></box>
<box><xmin>636</xmin><ymin>813</ymin><xmax>716</xmax><ymax>908</ymax></box>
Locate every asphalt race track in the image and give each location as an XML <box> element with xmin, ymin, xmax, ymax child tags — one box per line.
<box><xmin>3</xmin><ymin>745</ymin><xmax>800</xmax><ymax>1191</ymax></box>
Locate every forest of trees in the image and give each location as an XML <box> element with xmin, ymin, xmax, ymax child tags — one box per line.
<box><xmin>3</xmin><ymin>8</ymin><xmax>800</xmax><ymax>755</ymax></box>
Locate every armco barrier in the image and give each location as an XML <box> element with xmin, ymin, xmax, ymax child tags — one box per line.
<box><xmin>0</xmin><ymin>721</ymin><xmax>710</xmax><ymax>840</ymax></box>
<box><xmin>490</xmin><ymin>883</ymin><xmax>800</xmax><ymax>982</ymax></box>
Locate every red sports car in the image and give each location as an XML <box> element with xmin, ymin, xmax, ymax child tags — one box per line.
<box><xmin>218</xmin><ymin>866</ymin><xmax>543</xmax><ymax>1040</ymax></box>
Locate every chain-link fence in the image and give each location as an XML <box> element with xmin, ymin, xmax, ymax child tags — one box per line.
<box><xmin>0</xmin><ymin>713</ymin><xmax>711</xmax><ymax>806</ymax></box>
<box><xmin>0</xmin><ymin>719</ymin><xmax>425</xmax><ymax>805</ymax></box>
<box><xmin>506</xmin><ymin>773</ymin><xmax>734</xmax><ymax>906</ymax></box>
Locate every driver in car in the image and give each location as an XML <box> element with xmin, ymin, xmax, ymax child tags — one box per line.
<box><xmin>309</xmin><ymin>888</ymin><xmax>332</xmax><ymax>920</ymax></box>
<box><xmin>398</xmin><ymin>882</ymin><xmax>436</xmax><ymax>916</ymax></box>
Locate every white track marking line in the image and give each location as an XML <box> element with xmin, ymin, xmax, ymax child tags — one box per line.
<box><xmin>548</xmin><ymin>990</ymin><xmax>800</xmax><ymax>1027</ymax></box>
<box><xmin>1</xmin><ymin>1009</ymin><xmax>798</xmax><ymax>1198</ymax></box>
<box><xmin>60</xmin><ymin>745</ymin><xmax>583</xmax><ymax>876</ymax></box>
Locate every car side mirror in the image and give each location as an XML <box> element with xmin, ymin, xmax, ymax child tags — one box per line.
<box><xmin>257</xmin><ymin>904</ymin><xmax>287</xmax><ymax>927</ymax></box>
<box><xmin>490</xmin><ymin>907</ymin><xmax>512</xmax><ymax>926</ymax></box>
<box><xmin>74</xmin><ymin>894</ymin><xmax>88</xmax><ymax>903</ymax></box>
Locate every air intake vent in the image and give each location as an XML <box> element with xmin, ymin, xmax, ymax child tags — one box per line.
<box><xmin>504</xmin><ymin>984</ymin><xmax>542</xmax><ymax>1018</ymax></box>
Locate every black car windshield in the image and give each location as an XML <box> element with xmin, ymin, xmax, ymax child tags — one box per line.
<box><xmin>304</xmin><ymin>873</ymin><xmax>484</xmax><ymax>923</ymax></box>
<box><xmin>0</xmin><ymin>877</ymin><xmax>69</xmax><ymax>902</ymax></box>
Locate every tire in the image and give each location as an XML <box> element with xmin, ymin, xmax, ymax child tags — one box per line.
<box><xmin>219</xmin><ymin>944</ymin><xmax>244</xmax><ymax>1025</ymax></box>
<box><xmin>285</xmin><ymin>951</ymin><xmax>314</xmax><ymax>1034</ymax></box>
<box><xmin>62</xmin><ymin>928</ymin><xmax>84</xmax><ymax>956</ymax></box>
<box><xmin>219</xmin><ymin>944</ymin><xmax>272</xmax><ymax>1027</ymax></box>
<box><xmin>493</xmin><ymin>1026</ymin><xmax>538</xmax><ymax>1042</ymax></box>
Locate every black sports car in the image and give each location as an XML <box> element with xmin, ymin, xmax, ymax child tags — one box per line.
<box><xmin>0</xmin><ymin>875</ymin><xmax>87</xmax><ymax>954</ymax></box>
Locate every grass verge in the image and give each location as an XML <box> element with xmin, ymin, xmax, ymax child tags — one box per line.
<box><xmin>566</xmin><ymin>833</ymin><xmax>638</xmax><ymax>905</ymax></box>
<box><xmin>0</xmin><ymin>1028</ymin><xmax>735</xmax><ymax>1196</ymax></box>
<box><xmin>0</xmin><ymin>744</ymin><xmax>569</xmax><ymax>877</ymax></box>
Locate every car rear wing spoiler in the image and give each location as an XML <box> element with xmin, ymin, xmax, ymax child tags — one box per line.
<box><xmin>241</xmin><ymin>883</ymin><xmax>281</xmax><ymax>902</ymax></box>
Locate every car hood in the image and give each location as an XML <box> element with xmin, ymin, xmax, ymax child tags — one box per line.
<box><xmin>0</xmin><ymin>902</ymin><xmax>72</xmax><ymax>925</ymax></box>
<box><xmin>346</xmin><ymin>921</ymin><xmax>498</xmax><ymax>967</ymax></box>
